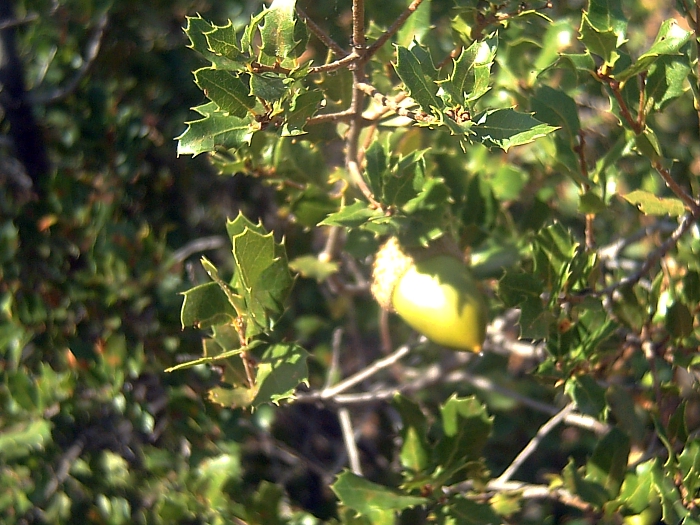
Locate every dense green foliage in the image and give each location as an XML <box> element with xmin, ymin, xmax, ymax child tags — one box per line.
<box><xmin>2</xmin><ymin>0</ymin><xmax>700</xmax><ymax>523</ymax></box>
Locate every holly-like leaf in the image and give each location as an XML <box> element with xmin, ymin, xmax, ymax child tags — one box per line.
<box><xmin>498</xmin><ymin>271</ymin><xmax>552</xmax><ymax>340</ymax></box>
<box><xmin>678</xmin><ymin>440</ymin><xmax>700</xmax><ymax>501</ymax></box>
<box><xmin>531</xmin><ymin>86</ymin><xmax>581</xmax><ymax>145</ymax></box>
<box><xmin>395</xmin><ymin>43</ymin><xmax>444</xmax><ymax>114</ymax></box>
<box><xmin>435</xmin><ymin>396</ymin><xmax>492</xmax><ymax>478</ymax></box>
<box><xmin>184</xmin><ymin>15</ymin><xmax>242</xmax><ymax>69</ymax></box>
<box><xmin>614</xmin><ymin>20</ymin><xmax>691</xmax><ymax>82</ymax></box>
<box><xmin>331</xmin><ymin>471</ymin><xmax>428</xmax><ymax>516</ymax></box>
<box><xmin>565</xmin><ymin>375</ymin><xmax>607</xmax><ymax>418</ymax></box>
<box><xmin>177</xmin><ymin>102</ymin><xmax>256</xmax><ymax>156</ymax></box>
<box><xmin>578</xmin><ymin>0</ymin><xmax>627</xmax><ymax>66</ymax></box>
<box><xmin>364</xmin><ymin>140</ymin><xmax>388</xmax><ymax>198</ymax></box>
<box><xmin>260</xmin><ymin>0</ymin><xmax>307</xmax><ymax>62</ymax></box>
<box><xmin>204</xmin><ymin>20</ymin><xmax>242</xmax><ymax>61</ymax></box>
<box><xmin>646</xmin><ymin>55</ymin><xmax>691</xmax><ymax>112</ymax></box>
<box><xmin>320</xmin><ymin>201</ymin><xmax>384</xmax><ymax>228</ymax></box>
<box><xmin>585</xmin><ymin>427</ymin><xmax>630</xmax><ymax>499</ymax></box>
<box><xmin>621</xmin><ymin>190</ymin><xmax>686</xmax><ymax>217</ymax></box>
<box><xmin>283</xmin><ymin>90</ymin><xmax>324</xmax><ymax>136</ymax></box>
<box><xmin>440</xmin><ymin>497</ymin><xmax>502</xmax><ymax>525</ymax></box>
<box><xmin>250</xmin><ymin>72</ymin><xmax>288</xmax><ymax>102</ymax></box>
<box><xmin>443</xmin><ymin>36</ymin><xmax>497</xmax><ymax>107</ymax></box>
<box><xmin>288</xmin><ymin>255</ymin><xmax>339</xmax><ymax>282</ymax></box>
<box><xmin>618</xmin><ymin>460</ymin><xmax>657</xmax><ymax>514</ymax></box>
<box><xmin>393</xmin><ymin>395</ymin><xmax>430</xmax><ymax>474</ymax></box>
<box><xmin>194</xmin><ymin>69</ymin><xmax>257</xmax><ymax>118</ymax></box>
<box><xmin>0</xmin><ymin>419</ymin><xmax>51</xmax><ymax>461</ymax></box>
<box><xmin>232</xmin><ymin>228</ymin><xmax>293</xmax><ymax>337</ymax></box>
<box><xmin>180</xmin><ymin>281</ymin><xmax>238</xmax><ymax>329</ymax></box>
<box><xmin>252</xmin><ymin>343</ymin><xmax>309</xmax><ymax>408</ymax></box>
<box><xmin>472</xmin><ymin>109</ymin><xmax>558</xmax><ymax>151</ymax></box>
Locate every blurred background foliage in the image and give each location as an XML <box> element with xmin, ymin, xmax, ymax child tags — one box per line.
<box><xmin>1</xmin><ymin>0</ymin><xmax>700</xmax><ymax>524</ymax></box>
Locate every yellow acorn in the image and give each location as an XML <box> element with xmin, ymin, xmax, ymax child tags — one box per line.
<box><xmin>371</xmin><ymin>237</ymin><xmax>488</xmax><ymax>352</ymax></box>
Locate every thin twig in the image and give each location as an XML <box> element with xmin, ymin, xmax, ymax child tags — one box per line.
<box><xmin>30</xmin><ymin>12</ymin><xmax>109</xmax><ymax>104</ymax></box>
<box><xmin>306</xmin><ymin>109</ymin><xmax>357</xmax><ymax>125</ymax></box>
<box><xmin>598</xmin><ymin>212</ymin><xmax>697</xmax><ymax>296</ymax></box>
<box><xmin>169</xmin><ymin>235</ymin><xmax>226</xmax><ymax>265</ymax></box>
<box><xmin>324</xmin><ymin>328</ymin><xmax>344</xmax><ymax>390</ymax></box>
<box><xmin>308</xmin><ymin>52</ymin><xmax>361</xmax><ymax>75</ymax></box>
<box><xmin>338</xmin><ymin>407</ymin><xmax>363</xmax><ymax>475</ymax></box>
<box><xmin>651</xmin><ymin>159</ymin><xmax>700</xmax><ymax>214</ymax></box>
<box><xmin>296</xmin><ymin>6</ymin><xmax>348</xmax><ymax>58</ymax></box>
<box><xmin>0</xmin><ymin>12</ymin><xmax>39</xmax><ymax>29</ymax></box>
<box><xmin>356</xmin><ymin>82</ymin><xmax>434</xmax><ymax>123</ymax></box>
<box><xmin>494</xmin><ymin>403</ymin><xmax>575</xmax><ymax>484</ymax></box>
<box><xmin>319</xmin><ymin>344</ymin><xmax>411</xmax><ymax>399</ymax></box>
<box><xmin>365</xmin><ymin>0</ymin><xmax>425</xmax><ymax>58</ymax></box>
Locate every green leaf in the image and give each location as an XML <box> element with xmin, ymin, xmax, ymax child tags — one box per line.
<box><xmin>0</xmin><ymin>419</ymin><xmax>51</xmax><ymax>461</ymax></box>
<box><xmin>231</xmin><ymin>227</ymin><xmax>293</xmax><ymax>337</ymax></box>
<box><xmin>565</xmin><ymin>375</ymin><xmax>607</xmax><ymax>418</ymax></box>
<box><xmin>646</xmin><ymin>55</ymin><xmax>692</xmax><ymax>112</ymax></box>
<box><xmin>283</xmin><ymin>90</ymin><xmax>324</xmax><ymax>136</ymax></box>
<box><xmin>498</xmin><ymin>271</ymin><xmax>552</xmax><ymax>339</ymax></box>
<box><xmin>395</xmin><ymin>43</ymin><xmax>444</xmax><ymax>114</ymax></box>
<box><xmin>531</xmin><ymin>86</ymin><xmax>581</xmax><ymax>145</ymax></box>
<box><xmin>579</xmin><ymin>14</ymin><xmax>620</xmax><ymax>66</ymax></box>
<box><xmin>180</xmin><ymin>281</ymin><xmax>238</xmax><ymax>329</ymax></box>
<box><xmin>472</xmin><ymin>109</ymin><xmax>558</xmax><ymax>151</ymax></box>
<box><xmin>678</xmin><ymin>440</ymin><xmax>700</xmax><ymax>500</ymax></box>
<box><xmin>364</xmin><ymin>140</ymin><xmax>388</xmax><ymax>198</ymax></box>
<box><xmin>320</xmin><ymin>200</ymin><xmax>384</xmax><ymax>228</ymax></box>
<box><xmin>614</xmin><ymin>20</ymin><xmax>691</xmax><ymax>82</ymax></box>
<box><xmin>252</xmin><ymin>343</ymin><xmax>309</xmax><ymax>408</ymax></box>
<box><xmin>185</xmin><ymin>15</ymin><xmax>242</xmax><ymax>69</ymax></box>
<box><xmin>651</xmin><ymin>458</ymin><xmax>691</xmax><ymax>524</ymax></box>
<box><xmin>204</xmin><ymin>20</ymin><xmax>242</xmax><ymax>61</ymax></box>
<box><xmin>440</xmin><ymin>496</ymin><xmax>503</xmax><ymax>525</ymax></box>
<box><xmin>331</xmin><ymin>471</ymin><xmax>428</xmax><ymax>516</ymax></box>
<box><xmin>260</xmin><ymin>0</ymin><xmax>307</xmax><ymax>61</ymax></box>
<box><xmin>436</xmin><ymin>395</ymin><xmax>493</xmax><ymax>474</ymax></box>
<box><xmin>397</xmin><ymin>0</ymin><xmax>431</xmax><ymax>47</ymax></box>
<box><xmin>227</xmin><ymin>211</ymin><xmax>268</xmax><ymax>240</ymax></box>
<box><xmin>250</xmin><ymin>72</ymin><xmax>288</xmax><ymax>102</ymax></box>
<box><xmin>194</xmin><ymin>69</ymin><xmax>257</xmax><ymax>118</ymax></box>
<box><xmin>578</xmin><ymin>0</ymin><xmax>627</xmax><ymax>66</ymax></box>
<box><xmin>618</xmin><ymin>460</ymin><xmax>657</xmax><ymax>514</ymax></box>
<box><xmin>288</xmin><ymin>254</ymin><xmax>339</xmax><ymax>282</ymax></box>
<box><xmin>393</xmin><ymin>395</ymin><xmax>429</xmax><ymax>473</ymax></box>
<box><xmin>562</xmin><ymin>458</ymin><xmax>610</xmax><ymax>509</ymax></box>
<box><xmin>621</xmin><ymin>189</ymin><xmax>686</xmax><ymax>217</ymax></box>
<box><xmin>443</xmin><ymin>36</ymin><xmax>497</xmax><ymax>107</ymax></box>
<box><xmin>585</xmin><ymin>427</ymin><xmax>630</xmax><ymax>499</ymax></box>
<box><xmin>177</xmin><ymin>102</ymin><xmax>256</xmax><ymax>156</ymax></box>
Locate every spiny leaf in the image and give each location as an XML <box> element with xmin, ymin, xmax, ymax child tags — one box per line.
<box><xmin>194</xmin><ymin>69</ymin><xmax>257</xmax><ymax>118</ymax></box>
<box><xmin>621</xmin><ymin>190</ymin><xmax>685</xmax><ymax>217</ymax></box>
<box><xmin>180</xmin><ymin>281</ymin><xmax>238</xmax><ymax>329</ymax></box>
<box><xmin>177</xmin><ymin>102</ymin><xmax>256</xmax><ymax>156</ymax></box>
<box><xmin>395</xmin><ymin>44</ymin><xmax>443</xmax><ymax>114</ymax></box>
<box><xmin>331</xmin><ymin>471</ymin><xmax>428</xmax><ymax>515</ymax></box>
<box><xmin>472</xmin><ymin>108</ymin><xmax>558</xmax><ymax>151</ymax></box>
<box><xmin>252</xmin><ymin>343</ymin><xmax>309</xmax><ymax>408</ymax></box>
<box><xmin>614</xmin><ymin>19</ymin><xmax>691</xmax><ymax>82</ymax></box>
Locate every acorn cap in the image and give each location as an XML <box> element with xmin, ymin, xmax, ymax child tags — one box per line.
<box><xmin>371</xmin><ymin>236</ymin><xmax>463</xmax><ymax>311</ymax></box>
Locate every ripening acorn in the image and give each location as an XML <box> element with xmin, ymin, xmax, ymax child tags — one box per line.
<box><xmin>371</xmin><ymin>237</ymin><xmax>488</xmax><ymax>352</ymax></box>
